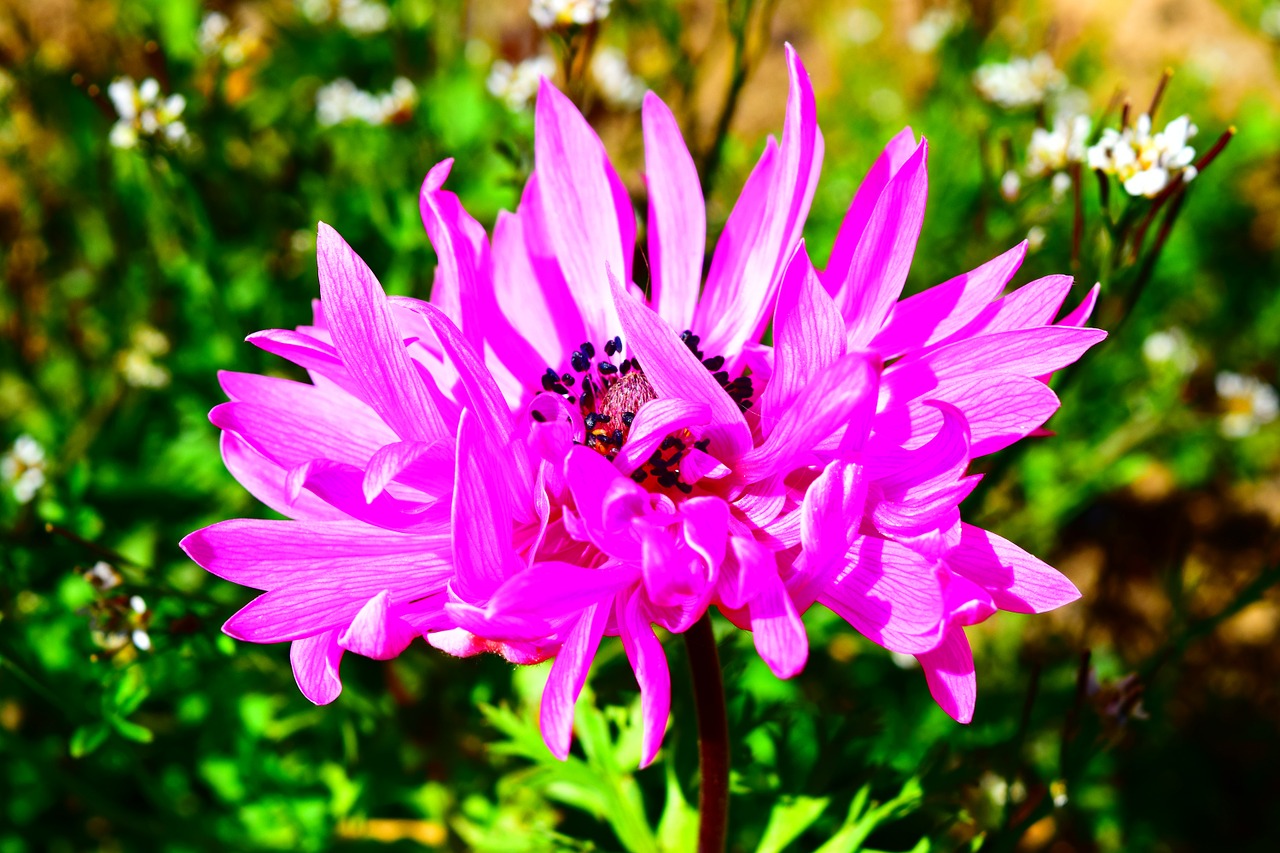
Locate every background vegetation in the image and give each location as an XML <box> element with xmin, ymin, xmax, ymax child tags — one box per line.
<box><xmin>2</xmin><ymin>0</ymin><xmax>1279</xmax><ymax>850</ymax></box>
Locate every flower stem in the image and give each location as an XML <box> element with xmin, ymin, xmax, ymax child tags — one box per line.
<box><xmin>684</xmin><ymin>613</ymin><xmax>729</xmax><ymax>852</ymax></box>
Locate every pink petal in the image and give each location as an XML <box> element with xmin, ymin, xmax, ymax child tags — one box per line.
<box><xmin>884</xmin><ymin>326</ymin><xmax>1107</xmax><ymax>404</ymax></box>
<box><xmin>918</xmin><ymin>626</ymin><xmax>976</xmax><ymax>723</ymax></box>
<box><xmin>831</xmin><ymin>139</ymin><xmax>929</xmax><ymax>348</ymax></box>
<box><xmin>291</xmin><ymin>629</ymin><xmax>345</xmax><ymax>704</ymax></box>
<box><xmin>618</xmin><ymin>589</ymin><xmax>671</xmax><ymax>768</ymax></box>
<box><xmin>946</xmin><ymin>524</ymin><xmax>1081</xmax><ymax>614</ymax></box>
<box><xmin>818</xmin><ymin>536</ymin><xmax>946</xmax><ymax>654</ymax></box>
<box><xmin>493</xmin><ymin>211</ymin><xmax>580</xmax><ymax>370</ymax></box>
<box><xmin>215</xmin><ymin>370</ymin><xmax>396</xmax><ymax>468</ymax></box>
<box><xmin>286</xmin><ymin>458</ymin><xmax>446</xmax><ymax>531</ymax></box>
<box><xmin>452</xmin><ymin>409</ymin><xmax>525</xmax><ymax>602</ymax></box>
<box><xmin>823</xmin><ymin>127</ymin><xmax>917</xmax><ymax>298</ymax></box>
<box><xmin>1057</xmin><ymin>282</ymin><xmax>1100</xmax><ymax>327</ymax></box>
<box><xmin>220</xmin><ymin>432</ymin><xmax>346</xmax><ymax>522</ymax></box>
<box><xmin>735</xmin><ymin>351</ymin><xmax>880</xmax><ymax>483</ymax></box>
<box><xmin>870</xmin><ymin>242</ymin><xmax>1026</xmax><ymax>359</ymax></box>
<box><xmin>483</xmin><ymin>563</ymin><xmax>640</xmax><ymax>636</ymax></box>
<box><xmin>695</xmin><ymin>45</ymin><xmax>823</xmax><ymax>361</ymax></box>
<box><xmin>246</xmin><ymin>328</ymin><xmax>356</xmax><ymax>393</ymax></box>
<box><xmin>338</xmin><ymin>590</ymin><xmax>419</xmax><ymax>659</ymax></box>
<box><xmin>362</xmin><ymin>440</ymin><xmax>453</xmax><ymax>503</ymax></box>
<box><xmin>420</xmin><ymin>165</ymin><xmax>547</xmax><ymax>401</ymax></box>
<box><xmin>610</xmin><ymin>278</ymin><xmax>752</xmax><ymax>459</ymax></box>
<box><xmin>942</xmin><ymin>274</ymin><xmax>1074</xmax><ymax>342</ymax></box>
<box><xmin>643</xmin><ymin>92</ymin><xmax>704</xmax><ymax>333</ymax></box>
<box><xmin>533</xmin><ymin>80</ymin><xmax>632</xmax><ymax>342</ymax></box>
<box><xmin>317</xmin><ymin>223</ymin><xmax>449</xmax><ymax>443</ymax></box>
<box><xmin>757</xmin><ymin>243</ymin><xmax>846</xmax><ymax>435</ymax></box>
<box><xmin>615</xmin><ymin>399</ymin><xmax>711</xmax><ymax>474</ymax></box>
<box><xmin>789</xmin><ymin>460</ymin><xmax>868</xmax><ymax>609</ymax></box>
<box><xmin>717</xmin><ymin>534</ymin><xmax>775</xmax><ymax>611</ymax></box>
<box><xmin>749</xmin><ymin>571</ymin><xmax>809</xmax><ymax>679</ymax></box>
<box><xmin>540</xmin><ymin>601</ymin><xmax>610</xmax><ymax>760</ymax></box>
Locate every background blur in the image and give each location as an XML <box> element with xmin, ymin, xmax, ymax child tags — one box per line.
<box><xmin>2</xmin><ymin>1</ymin><xmax>1279</xmax><ymax>851</ymax></box>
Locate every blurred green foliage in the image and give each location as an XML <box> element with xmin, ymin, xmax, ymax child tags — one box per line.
<box><xmin>2</xmin><ymin>0</ymin><xmax>1279</xmax><ymax>851</ymax></box>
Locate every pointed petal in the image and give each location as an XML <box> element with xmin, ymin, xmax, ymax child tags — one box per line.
<box><xmin>643</xmin><ymin>92</ymin><xmax>704</xmax><ymax>333</ymax></box>
<box><xmin>1057</xmin><ymin>283</ymin><xmax>1100</xmax><ymax>327</ymax></box>
<box><xmin>540</xmin><ymin>601</ymin><xmax>610</xmax><ymax>760</ymax></box>
<box><xmin>823</xmin><ymin>127</ymin><xmax>918</xmax><ymax>295</ymax></box>
<box><xmin>610</xmin><ymin>278</ymin><xmax>752</xmax><ymax>459</ymax></box>
<box><xmin>618</xmin><ymin>590</ymin><xmax>671</xmax><ymax>768</ymax></box>
<box><xmin>220</xmin><ymin>432</ymin><xmax>346</xmax><ymax>522</ymax></box>
<box><xmin>943</xmin><ymin>274</ymin><xmax>1074</xmax><ymax>342</ymax></box>
<box><xmin>736</xmin><ymin>351</ymin><xmax>880</xmax><ymax>483</ymax></box>
<box><xmin>918</xmin><ymin>626</ymin><xmax>976</xmax><ymax>723</ymax></box>
<box><xmin>819</xmin><ymin>536</ymin><xmax>946</xmax><ymax>654</ymax></box>
<box><xmin>316</xmin><ymin>223</ymin><xmax>448</xmax><ymax>443</ymax></box>
<box><xmin>696</xmin><ymin>45</ymin><xmax>823</xmax><ymax>360</ymax></box>
<box><xmin>831</xmin><ymin>139</ymin><xmax>930</xmax><ymax>348</ymax></box>
<box><xmin>947</xmin><ymin>524</ymin><xmax>1081</xmax><ymax>614</ymax></box>
<box><xmin>870</xmin><ymin>242</ymin><xmax>1026</xmax><ymax>358</ymax></box>
<box><xmin>291</xmin><ymin>629</ymin><xmax>345</xmax><ymax>704</ymax></box>
<box><xmin>749</xmin><ymin>572</ymin><xmax>809</xmax><ymax>679</ymax></box>
<box><xmin>534</xmin><ymin>80</ymin><xmax>630</xmax><ymax>341</ymax></box>
<box><xmin>757</xmin><ymin>243</ymin><xmax>846</xmax><ymax>435</ymax></box>
<box><xmin>451</xmin><ymin>409</ymin><xmax>523</xmax><ymax>602</ymax></box>
<box><xmin>338</xmin><ymin>591</ymin><xmax>419</xmax><ymax>659</ymax></box>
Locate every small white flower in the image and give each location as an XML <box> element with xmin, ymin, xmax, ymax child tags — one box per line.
<box><xmin>107</xmin><ymin>76</ymin><xmax>190</xmax><ymax>149</ymax></box>
<box><xmin>1142</xmin><ymin>327</ymin><xmax>1198</xmax><ymax>375</ymax></box>
<box><xmin>120</xmin><ymin>325</ymin><xmax>172</xmax><ymax>389</ymax></box>
<box><xmin>85</xmin><ymin>562</ymin><xmax>124</xmax><ymax>591</ymax></box>
<box><xmin>1000</xmin><ymin>169</ymin><xmax>1022</xmax><ymax>202</ymax></box>
<box><xmin>132</xmin><ymin>630</ymin><xmax>152</xmax><ymax>652</ymax></box>
<box><xmin>1026</xmin><ymin>225</ymin><xmax>1047</xmax><ymax>252</ymax></box>
<box><xmin>530</xmin><ymin>0</ymin><xmax>611</xmax><ymax>29</ymax></box>
<box><xmin>198</xmin><ymin>12</ymin><xmax>230</xmax><ymax>55</ymax></box>
<box><xmin>974</xmin><ymin>52</ymin><xmax>1066</xmax><ymax>109</ymax></box>
<box><xmin>338</xmin><ymin>0</ymin><xmax>390</xmax><ymax>35</ymax></box>
<box><xmin>906</xmin><ymin>8</ymin><xmax>956</xmax><ymax>54</ymax></box>
<box><xmin>591</xmin><ymin>47</ymin><xmax>646</xmax><ymax>111</ymax></box>
<box><xmin>316</xmin><ymin>77</ymin><xmax>416</xmax><ymax>126</ymax></box>
<box><xmin>840</xmin><ymin>8</ymin><xmax>883</xmax><ymax>45</ymax></box>
<box><xmin>1027</xmin><ymin>113</ymin><xmax>1091</xmax><ymax>178</ymax></box>
<box><xmin>1050</xmin><ymin>171</ymin><xmax>1073</xmax><ymax>202</ymax></box>
<box><xmin>2</xmin><ymin>435</ymin><xmax>47</xmax><ymax>504</ymax></box>
<box><xmin>1087</xmin><ymin>113</ymin><xmax>1198</xmax><ymax>198</ymax></box>
<box><xmin>1216</xmin><ymin>372</ymin><xmax>1278</xmax><ymax>438</ymax></box>
<box><xmin>488</xmin><ymin>55</ymin><xmax>557</xmax><ymax>111</ymax></box>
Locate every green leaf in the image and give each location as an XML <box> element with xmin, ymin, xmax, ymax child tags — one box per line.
<box><xmin>112</xmin><ymin>666</ymin><xmax>150</xmax><ymax>717</ymax></box>
<box><xmin>109</xmin><ymin>715</ymin><xmax>154</xmax><ymax>744</ymax></box>
<box><xmin>756</xmin><ymin>796</ymin><xmax>831</xmax><ymax>853</ymax></box>
<box><xmin>70</xmin><ymin>723</ymin><xmax>110</xmax><ymax>758</ymax></box>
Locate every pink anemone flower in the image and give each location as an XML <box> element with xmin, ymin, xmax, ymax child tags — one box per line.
<box><xmin>181</xmin><ymin>45</ymin><xmax>1103</xmax><ymax>766</ymax></box>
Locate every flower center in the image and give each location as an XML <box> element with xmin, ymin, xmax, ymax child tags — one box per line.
<box><xmin>538</xmin><ymin>330</ymin><xmax>756</xmax><ymax>493</ymax></box>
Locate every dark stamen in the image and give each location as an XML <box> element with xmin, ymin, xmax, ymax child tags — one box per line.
<box><xmin>531</xmin><ymin>410</ymin><xmax>547</xmax><ymax>423</ymax></box>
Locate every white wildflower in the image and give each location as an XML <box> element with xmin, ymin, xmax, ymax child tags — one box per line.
<box><xmin>530</xmin><ymin>0</ymin><xmax>611</xmax><ymax>29</ymax></box>
<box><xmin>1216</xmin><ymin>372</ymin><xmax>1278</xmax><ymax>438</ymax></box>
<box><xmin>84</xmin><ymin>562</ymin><xmax>124</xmax><ymax>592</ymax></box>
<box><xmin>120</xmin><ymin>325</ymin><xmax>171</xmax><ymax>389</ymax></box>
<box><xmin>1000</xmin><ymin>169</ymin><xmax>1021</xmax><ymax>202</ymax></box>
<box><xmin>906</xmin><ymin>8</ymin><xmax>956</xmax><ymax>54</ymax></box>
<box><xmin>1027</xmin><ymin>113</ymin><xmax>1091</xmax><ymax>177</ymax></box>
<box><xmin>488</xmin><ymin>55</ymin><xmax>557</xmax><ymax>111</ymax></box>
<box><xmin>107</xmin><ymin>77</ymin><xmax>190</xmax><ymax>150</ymax></box>
<box><xmin>2</xmin><ymin>435</ymin><xmax>46</xmax><ymax>504</ymax></box>
<box><xmin>198</xmin><ymin>12</ymin><xmax>230</xmax><ymax>55</ymax></box>
<box><xmin>840</xmin><ymin>8</ymin><xmax>883</xmax><ymax>45</ymax></box>
<box><xmin>1142</xmin><ymin>327</ymin><xmax>1198</xmax><ymax>375</ymax></box>
<box><xmin>132</xmin><ymin>630</ymin><xmax>152</xmax><ymax>652</ymax></box>
<box><xmin>298</xmin><ymin>0</ymin><xmax>389</xmax><ymax>33</ymax></box>
<box><xmin>1087</xmin><ymin>113</ymin><xmax>1198</xmax><ymax>198</ymax></box>
<box><xmin>1051</xmin><ymin>171</ymin><xmax>1073</xmax><ymax>202</ymax></box>
<box><xmin>316</xmin><ymin>77</ymin><xmax>417</xmax><ymax>126</ymax></box>
<box><xmin>198</xmin><ymin>11</ymin><xmax>259</xmax><ymax>67</ymax></box>
<box><xmin>1026</xmin><ymin>225</ymin><xmax>1047</xmax><ymax>252</ymax></box>
<box><xmin>591</xmin><ymin>47</ymin><xmax>646</xmax><ymax>111</ymax></box>
<box><xmin>974</xmin><ymin>52</ymin><xmax>1066</xmax><ymax>109</ymax></box>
